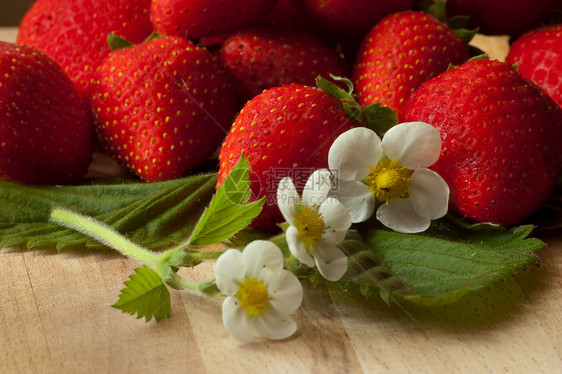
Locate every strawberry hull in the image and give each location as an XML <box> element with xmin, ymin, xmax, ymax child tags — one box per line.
<box><xmin>402</xmin><ymin>59</ymin><xmax>562</xmax><ymax>227</ymax></box>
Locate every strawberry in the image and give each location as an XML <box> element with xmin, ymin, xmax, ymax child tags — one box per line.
<box><xmin>218</xmin><ymin>27</ymin><xmax>348</xmax><ymax>104</ymax></box>
<box><xmin>150</xmin><ymin>0</ymin><xmax>278</xmax><ymax>40</ymax></box>
<box><xmin>506</xmin><ymin>24</ymin><xmax>562</xmax><ymax>107</ymax></box>
<box><xmin>401</xmin><ymin>59</ymin><xmax>562</xmax><ymax>226</ymax></box>
<box><xmin>17</xmin><ymin>0</ymin><xmax>153</xmax><ymax>99</ymax></box>
<box><xmin>446</xmin><ymin>0</ymin><xmax>557</xmax><ymax>37</ymax></box>
<box><xmin>0</xmin><ymin>42</ymin><xmax>93</xmax><ymax>185</ymax></box>
<box><xmin>352</xmin><ymin>10</ymin><xmax>471</xmax><ymax>118</ymax></box>
<box><xmin>291</xmin><ymin>0</ymin><xmax>415</xmax><ymax>40</ymax></box>
<box><xmin>91</xmin><ymin>35</ymin><xmax>238</xmax><ymax>182</ymax></box>
<box><xmin>217</xmin><ymin>82</ymin><xmax>356</xmax><ymax>229</ymax></box>
<box><xmin>266</xmin><ymin>0</ymin><xmax>309</xmax><ymax>30</ymax></box>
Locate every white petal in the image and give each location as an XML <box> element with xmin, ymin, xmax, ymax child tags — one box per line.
<box><xmin>242</xmin><ymin>240</ymin><xmax>284</xmax><ymax>279</ymax></box>
<box><xmin>313</xmin><ymin>243</ymin><xmax>348</xmax><ymax>282</ymax></box>
<box><xmin>328</xmin><ymin>127</ymin><xmax>383</xmax><ymax>181</ymax></box>
<box><xmin>376</xmin><ymin>199</ymin><xmax>430</xmax><ymax>233</ymax></box>
<box><xmin>382</xmin><ymin>122</ymin><xmax>442</xmax><ymax>169</ymax></box>
<box><xmin>322</xmin><ymin>227</ymin><xmax>348</xmax><ymax>247</ymax></box>
<box><xmin>410</xmin><ymin>168</ymin><xmax>450</xmax><ymax>220</ymax></box>
<box><xmin>222</xmin><ymin>296</ymin><xmax>255</xmax><ymax>343</ymax></box>
<box><xmin>331</xmin><ymin>179</ymin><xmax>376</xmax><ymax>223</ymax></box>
<box><xmin>276</xmin><ymin>177</ymin><xmax>300</xmax><ymax>226</ymax></box>
<box><xmin>266</xmin><ymin>270</ymin><xmax>303</xmax><ymax>315</ymax></box>
<box><xmin>286</xmin><ymin>225</ymin><xmax>315</xmax><ymax>267</ymax></box>
<box><xmin>302</xmin><ymin>169</ymin><xmax>332</xmax><ymax>207</ymax></box>
<box><xmin>254</xmin><ymin>309</ymin><xmax>297</xmax><ymax>340</ymax></box>
<box><xmin>215</xmin><ymin>249</ymin><xmax>244</xmax><ymax>296</ymax></box>
<box><xmin>319</xmin><ymin>197</ymin><xmax>352</xmax><ymax>234</ymax></box>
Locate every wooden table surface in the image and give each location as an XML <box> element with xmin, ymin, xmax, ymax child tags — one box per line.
<box><xmin>1</xmin><ymin>28</ymin><xmax>562</xmax><ymax>374</ymax></box>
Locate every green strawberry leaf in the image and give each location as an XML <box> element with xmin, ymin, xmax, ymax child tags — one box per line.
<box><xmin>113</xmin><ymin>265</ymin><xmax>172</xmax><ymax>322</ymax></box>
<box><xmin>354</xmin><ymin>220</ymin><xmax>543</xmax><ymax>305</ymax></box>
<box><xmin>0</xmin><ymin>174</ymin><xmax>216</xmax><ymax>251</ymax></box>
<box><xmin>187</xmin><ymin>155</ymin><xmax>264</xmax><ymax>246</ymax></box>
<box><xmin>338</xmin><ymin>233</ymin><xmax>408</xmax><ymax>300</ymax></box>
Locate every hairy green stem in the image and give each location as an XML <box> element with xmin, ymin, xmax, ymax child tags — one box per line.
<box><xmin>50</xmin><ymin>208</ymin><xmax>161</xmax><ymax>266</ymax></box>
<box><xmin>172</xmin><ymin>275</ymin><xmax>224</xmax><ymax>300</ymax></box>
<box><xmin>189</xmin><ymin>251</ymin><xmax>223</xmax><ymax>261</ymax></box>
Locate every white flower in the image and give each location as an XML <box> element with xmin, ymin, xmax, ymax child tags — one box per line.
<box><xmin>215</xmin><ymin>240</ymin><xmax>303</xmax><ymax>343</ymax></box>
<box><xmin>277</xmin><ymin>169</ymin><xmax>351</xmax><ymax>282</ymax></box>
<box><xmin>328</xmin><ymin>122</ymin><xmax>449</xmax><ymax>233</ymax></box>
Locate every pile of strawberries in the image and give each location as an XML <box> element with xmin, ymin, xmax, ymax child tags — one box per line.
<box><xmin>1</xmin><ymin>0</ymin><xmax>562</xmax><ymax>229</ymax></box>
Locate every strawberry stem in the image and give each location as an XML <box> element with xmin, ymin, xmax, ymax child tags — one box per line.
<box><xmin>50</xmin><ymin>207</ymin><xmax>161</xmax><ymax>266</ymax></box>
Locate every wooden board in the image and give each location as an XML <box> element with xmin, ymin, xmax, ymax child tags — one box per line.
<box><xmin>1</xmin><ymin>27</ymin><xmax>562</xmax><ymax>373</ymax></box>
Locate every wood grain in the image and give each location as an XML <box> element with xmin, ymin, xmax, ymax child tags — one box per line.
<box><xmin>1</xmin><ymin>27</ymin><xmax>562</xmax><ymax>373</ymax></box>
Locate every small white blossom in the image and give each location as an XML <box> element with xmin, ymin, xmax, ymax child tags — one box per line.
<box><xmin>328</xmin><ymin>122</ymin><xmax>449</xmax><ymax>233</ymax></box>
<box><xmin>215</xmin><ymin>240</ymin><xmax>303</xmax><ymax>343</ymax></box>
<box><xmin>277</xmin><ymin>169</ymin><xmax>351</xmax><ymax>282</ymax></box>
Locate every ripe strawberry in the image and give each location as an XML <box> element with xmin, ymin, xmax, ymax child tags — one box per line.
<box><xmin>150</xmin><ymin>0</ymin><xmax>278</xmax><ymax>40</ymax></box>
<box><xmin>401</xmin><ymin>59</ymin><xmax>562</xmax><ymax>226</ymax></box>
<box><xmin>446</xmin><ymin>0</ymin><xmax>557</xmax><ymax>37</ymax></box>
<box><xmin>353</xmin><ymin>10</ymin><xmax>471</xmax><ymax>118</ymax></box>
<box><xmin>507</xmin><ymin>24</ymin><xmax>562</xmax><ymax>107</ymax></box>
<box><xmin>219</xmin><ymin>27</ymin><xmax>348</xmax><ymax>104</ymax></box>
<box><xmin>291</xmin><ymin>0</ymin><xmax>415</xmax><ymax>40</ymax></box>
<box><xmin>0</xmin><ymin>42</ymin><xmax>93</xmax><ymax>185</ymax></box>
<box><xmin>91</xmin><ymin>35</ymin><xmax>238</xmax><ymax>182</ymax></box>
<box><xmin>266</xmin><ymin>0</ymin><xmax>309</xmax><ymax>30</ymax></box>
<box><xmin>217</xmin><ymin>83</ymin><xmax>355</xmax><ymax>229</ymax></box>
<box><xmin>17</xmin><ymin>0</ymin><xmax>153</xmax><ymax>99</ymax></box>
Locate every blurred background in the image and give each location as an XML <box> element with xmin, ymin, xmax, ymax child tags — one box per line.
<box><xmin>1</xmin><ymin>0</ymin><xmax>36</xmax><ymax>26</ymax></box>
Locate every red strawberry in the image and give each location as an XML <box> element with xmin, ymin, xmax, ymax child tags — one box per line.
<box><xmin>291</xmin><ymin>0</ymin><xmax>415</xmax><ymax>40</ymax></box>
<box><xmin>219</xmin><ymin>27</ymin><xmax>348</xmax><ymax>104</ymax></box>
<box><xmin>150</xmin><ymin>0</ymin><xmax>278</xmax><ymax>40</ymax></box>
<box><xmin>446</xmin><ymin>0</ymin><xmax>557</xmax><ymax>37</ymax></box>
<box><xmin>217</xmin><ymin>83</ymin><xmax>355</xmax><ymax>229</ymax></box>
<box><xmin>17</xmin><ymin>0</ymin><xmax>153</xmax><ymax>99</ymax></box>
<box><xmin>266</xmin><ymin>0</ymin><xmax>309</xmax><ymax>30</ymax></box>
<box><xmin>0</xmin><ymin>42</ymin><xmax>93</xmax><ymax>185</ymax></box>
<box><xmin>507</xmin><ymin>24</ymin><xmax>562</xmax><ymax>107</ymax></box>
<box><xmin>401</xmin><ymin>59</ymin><xmax>562</xmax><ymax>226</ymax></box>
<box><xmin>91</xmin><ymin>35</ymin><xmax>238</xmax><ymax>182</ymax></box>
<box><xmin>353</xmin><ymin>10</ymin><xmax>471</xmax><ymax>118</ymax></box>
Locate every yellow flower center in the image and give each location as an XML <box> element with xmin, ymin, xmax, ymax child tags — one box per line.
<box><xmin>294</xmin><ymin>205</ymin><xmax>325</xmax><ymax>249</ymax></box>
<box><xmin>236</xmin><ymin>277</ymin><xmax>270</xmax><ymax>318</ymax></box>
<box><xmin>364</xmin><ymin>158</ymin><xmax>413</xmax><ymax>204</ymax></box>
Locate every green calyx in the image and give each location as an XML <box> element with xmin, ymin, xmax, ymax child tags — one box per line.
<box><xmin>315</xmin><ymin>75</ymin><xmax>398</xmax><ymax>137</ymax></box>
<box><xmin>107</xmin><ymin>32</ymin><xmax>162</xmax><ymax>51</ymax></box>
<box><xmin>416</xmin><ymin>0</ymin><xmax>479</xmax><ymax>45</ymax></box>
<box><xmin>107</xmin><ymin>33</ymin><xmax>134</xmax><ymax>51</ymax></box>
